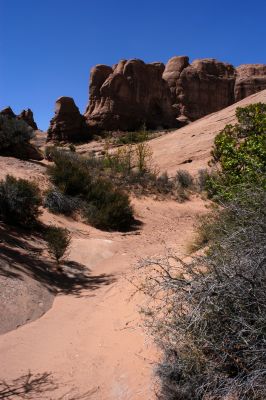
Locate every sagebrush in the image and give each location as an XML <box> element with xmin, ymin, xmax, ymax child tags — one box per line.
<box><xmin>137</xmin><ymin>186</ymin><xmax>266</xmax><ymax>400</ymax></box>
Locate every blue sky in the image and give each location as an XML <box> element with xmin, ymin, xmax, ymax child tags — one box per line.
<box><xmin>1</xmin><ymin>0</ymin><xmax>266</xmax><ymax>130</ymax></box>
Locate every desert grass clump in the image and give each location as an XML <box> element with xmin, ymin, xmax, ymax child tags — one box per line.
<box><xmin>45</xmin><ymin>226</ymin><xmax>71</xmax><ymax>266</ymax></box>
<box><xmin>0</xmin><ymin>175</ymin><xmax>41</xmax><ymax>226</ymax></box>
<box><xmin>44</xmin><ymin>189</ymin><xmax>80</xmax><ymax>216</ymax></box>
<box><xmin>175</xmin><ymin>169</ymin><xmax>194</xmax><ymax>189</ymax></box>
<box><xmin>138</xmin><ymin>185</ymin><xmax>266</xmax><ymax>400</ymax></box>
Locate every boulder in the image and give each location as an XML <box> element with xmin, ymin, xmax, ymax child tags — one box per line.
<box><xmin>85</xmin><ymin>59</ymin><xmax>178</xmax><ymax>132</ymax></box>
<box><xmin>18</xmin><ymin>109</ymin><xmax>38</xmax><ymax>130</ymax></box>
<box><xmin>234</xmin><ymin>64</ymin><xmax>266</xmax><ymax>101</ymax></box>
<box><xmin>163</xmin><ymin>57</ymin><xmax>236</xmax><ymax>121</ymax></box>
<box><xmin>47</xmin><ymin>97</ymin><xmax>91</xmax><ymax>142</ymax></box>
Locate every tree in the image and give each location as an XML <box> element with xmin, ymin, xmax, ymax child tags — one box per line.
<box><xmin>45</xmin><ymin>226</ymin><xmax>71</xmax><ymax>267</ymax></box>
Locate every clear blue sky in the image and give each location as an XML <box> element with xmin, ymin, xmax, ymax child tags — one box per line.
<box><xmin>1</xmin><ymin>0</ymin><xmax>266</xmax><ymax>130</ymax></box>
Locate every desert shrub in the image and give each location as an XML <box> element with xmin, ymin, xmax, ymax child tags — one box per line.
<box><xmin>69</xmin><ymin>143</ymin><xmax>76</xmax><ymax>152</ymax></box>
<box><xmin>0</xmin><ymin>115</ymin><xmax>34</xmax><ymax>151</ymax></box>
<box><xmin>117</xmin><ymin>125</ymin><xmax>149</xmax><ymax>145</ymax></box>
<box><xmin>138</xmin><ymin>186</ymin><xmax>266</xmax><ymax>399</ymax></box>
<box><xmin>82</xmin><ymin>178</ymin><xmax>134</xmax><ymax>230</ymax></box>
<box><xmin>196</xmin><ymin>168</ymin><xmax>210</xmax><ymax>192</ymax></box>
<box><xmin>175</xmin><ymin>169</ymin><xmax>194</xmax><ymax>189</ymax></box>
<box><xmin>155</xmin><ymin>172</ymin><xmax>175</xmax><ymax>194</ymax></box>
<box><xmin>208</xmin><ymin>103</ymin><xmax>266</xmax><ymax>200</ymax></box>
<box><xmin>44</xmin><ymin>145</ymin><xmax>58</xmax><ymax>161</ymax></box>
<box><xmin>47</xmin><ymin>149</ymin><xmax>92</xmax><ymax>196</ymax></box>
<box><xmin>0</xmin><ymin>175</ymin><xmax>41</xmax><ymax>226</ymax></box>
<box><xmin>103</xmin><ymin>144</ymin><xmax>135</xmax><ymax>175</ymax></box>
<box><xmin>47</xmin><ymin>149</ymin><xmax>134</xmax><ymax>231</ymax></box>
<box><xmin>44</xmin><ymin>189</ymin><xmax>80</xmax><ymax>216</ymax></box>
<box><xmin>103</xmin><ymin>138</ymin><xmax>154</xmax><ymax>176</ymax></box>
<box><xmin>45</xmin><ymin>226</ymin><xmax>71</xmax><ymax>265</ymax></box>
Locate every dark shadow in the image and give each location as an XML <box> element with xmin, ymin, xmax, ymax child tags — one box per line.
<box><xmin>0</xmin><ymin>371</ymin><xmax>97</xmax><ymax>399</ymax></box>
<box><xmin>0</xmin><ymin>372</ymin><xmax>57</xmax><ymax>399</ymax></box>
<box><xmin>0</xmin><ymin>223</ymin><xmax>115</xmax><ymax>297</ymax></box>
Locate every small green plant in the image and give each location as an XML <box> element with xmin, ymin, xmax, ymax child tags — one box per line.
<box><xmin>45</xmin><ymin>226</ymin><xmax>71</xmax><ymax>266</ymax></box>
<box><xmin>0</xmin><ymin>175</ymin><xmax>41</xmax><ymax>226</ymax></box>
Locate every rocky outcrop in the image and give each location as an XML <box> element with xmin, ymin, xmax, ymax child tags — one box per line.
<box><xmin>18</xmin><ymin>109</ymin><xmax>38</xmax><ymax>130</ymax></box>
<box><xmin>163</xmin><ymin>58</ymin><xmax>236</xmax><ymax>121</ymax></box>
<box><xmin>85</xmin><ymin>59</ymin><xmax>178</xmax><ymax>132</ymax></box>
<box><xmin>0</xmin><ymin>107</ymin><xmax>38</xmax><ymax>130</ymax></box>
<box><xmin>47</xmin><ymin>97</ymin><xmax>91</xmax><ymax>142</ymax></box>
<box><xmin>0</xmin><ymin>107</ymin><xmax>17</xmax><ymax>119</ymax></box>
<box><xmin>46</xmin><ymin>57</ymin><xmax>266</xmax><ymax>139</ymax></box>
<box><xmin>0</xmin><ymin>107</ymin><xmax>43</xmax><ymax>160</ymax></box>
<box><xmin>234</xmin><ymin>64</ymin><xmax>266</xmax><ymax>102</ymax></box>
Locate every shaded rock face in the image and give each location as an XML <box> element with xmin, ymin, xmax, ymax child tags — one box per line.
<box><xmin>163</xmin><ymin>58</ymin><xmax>236</xmax><ymax>121</ymax></box>
<box><xmin>18</xmin><ymin>109</ymin><xmax>38</xmax><ymax>130</ymax></box>
<box><xmin>47</xmin><ymin>97</ymin><xmax>91</xmax><ymax>142</ymax></box>
<box><xmin>0</xmin><ymin>107</ymin><xmax>38</xmax><ymax>130</ymax></box>
<box><xmin>234</xmin><ymin>64</ymin><xmax>266</xmax><ymax>102</ymax></box>
<box><xmin>85</xmin><ymin>59</ymin><xmax>178</xmax><ymax>132</ymax></box>
<box><xmin>0</xmin><ymin>107</ymin><xmax>17</xmax><ymax>119</ymax></box>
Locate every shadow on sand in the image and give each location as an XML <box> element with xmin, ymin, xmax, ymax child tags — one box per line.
<box><xmin>0</xmin><ymin>223</ymin><xmax>115</xmax><ymax>297</ymax></box>
<box><xmin>0</xmin><ymin>371</ymin><xmax>98</xmax><ymax>399</ymax></box>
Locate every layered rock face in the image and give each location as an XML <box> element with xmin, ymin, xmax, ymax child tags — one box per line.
<box><xmin>85</xmin><ymin>59</ymin><xmax>177</xmax><ymax>132</ymax></box>
<box><xmin>234</xmin><ymin>64</ymin><xmax>266</xmax><ymax>102</ymax></box>
<box><xmin>47</xmin><ymin>97</ymin><xmax>91</xmax><ymax>142</ymax></box>
<box><xmin>163</xmin><ymin>57</ymin><xmax>236</xmax><ymax>121</ymax></box>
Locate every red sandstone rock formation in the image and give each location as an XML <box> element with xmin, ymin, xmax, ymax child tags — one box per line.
<box><xmin>85</xmin><ymin>59</ymin><xmax>178</xmax><ymax>132</ymax></box>
<box><xmin>234</xmin><ymin>64</ymin><xmax>266</xmax><ymax>102</ymax></box>
<box><xmin>18</xmin><ymin>109</ymin><xmax>38</xmax><ymax>130</ymax></box>
<box><xmin>163</xmin><ymin>57</ymin><xmax>236</xmax><ymax>121</ymax></box>
<box><xmin>47</xmin><ymin>97</ymin><xmax>91</xmax><ymax>142</ymax></box>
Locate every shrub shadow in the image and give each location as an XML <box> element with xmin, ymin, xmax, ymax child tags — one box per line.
<box><xmin>0</xmin><ymin>223</ymin><xmax>115</xmax><ymax>297</ymax></box>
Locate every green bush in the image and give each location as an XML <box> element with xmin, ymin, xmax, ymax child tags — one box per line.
<box><xmin>45</xmin><ymin>226</ymin><xmax>71</xmax><ymax>265</ymax></box>
<box><xmin>83</xmin><ymin>180</ymin><xmax>134</xmax><ymax>230</ymax></box>
<box><xmin>208</xmin><ymin>103</ymin><xmax>266</xmax><ymax>200</ymax></box>
<box><xmin>47</xmin><ymin>149</ymin><xmax>92</xmax><ymax>196</ymax></box>
<box><xmin>47</xmin><ymin>149</ymin><xmax>134</xmax><ymax>231</ymax></box>
<box><xmin>140</xmin><ymin>185</ymin><xmax>266</xmax><ymax>400</ymax></box>
<box><xmin>0</xmin><ymin>115</ymin><xmax>34</xmax><ymax>151</ymax></box>
<box><xmin>0</xmin><ymin>175</ymin><xmax>41</xmax><ymax>226</ymax></box>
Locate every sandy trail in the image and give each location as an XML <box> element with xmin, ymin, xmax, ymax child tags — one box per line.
<box><xmin>0</xmin><ymin>196</ymin><xmax>206</xmax><ymax>399</ymax></box>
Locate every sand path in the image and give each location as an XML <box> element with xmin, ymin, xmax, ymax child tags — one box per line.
<box><xmin>0</xmin><ymin>197</ymin><xmax>206</xmax><ymax>399</ymax></box>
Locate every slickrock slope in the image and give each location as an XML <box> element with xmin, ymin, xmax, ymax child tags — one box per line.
<box><xmin>149</xmin><ymin>89</ymin><xmax>266</xmax><ymax>175</ymax></box>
